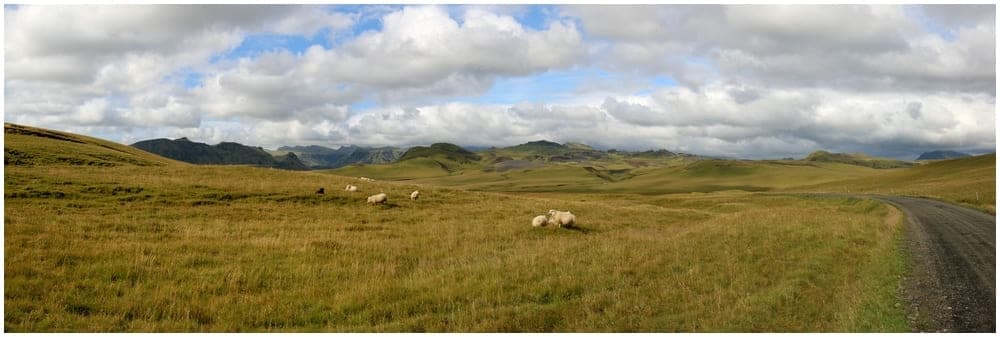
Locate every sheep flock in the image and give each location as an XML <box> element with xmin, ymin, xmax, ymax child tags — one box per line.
<box><xmin>323</xmin><ymin>177</ymin><xmax>578</xmax><ymax>230</ymax></box>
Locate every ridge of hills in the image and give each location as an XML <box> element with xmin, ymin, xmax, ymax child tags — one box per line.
<box><xmin>916</xmin><ymin>150</ymin><xmax>971</xmax><ymax>161</ymax></box>
<box><xmin>131</xmin><ymin>138</ymin><xmax>308</xmax><ymax>170</ymax></box>
<box><xmin>399</xmin><ymin>143</ymin><xmax>481</xmax><ymax>163</ymax></box>
<box><xmin>24</xmin><ymin>122</ymin><xmax>928</xmax><ymax>173</ymax></box>
<box><xmin>275</xmin><ymin>145</ymin><xmax>404</xmax><ymax>169</ymax></box>
<box><xmin>804</xmin><ymin>150</ymin><xmax>915</xmax><ymax>169</ymax></box>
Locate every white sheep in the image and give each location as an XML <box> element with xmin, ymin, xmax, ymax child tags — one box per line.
<box><xmin>410</xmin><ymin>190</ymin><xmax>420</xmax><ymax>200</ymax></box>
<box><xmin>359</xmin><ymin>177</ymin><xmax>374</xmax><ymax>182</ymax></box>
<box><xmin>547</xmin><ymin>209</ymin><xmax>576</xmax><ymax>228</ymax></box>
<box><xmin>345</xmin><ymin>184</ymin><xmax>358</xmax><ymax>192</ymax></box>
<box><xmin>531</xmin><ymin>215</ymin><xmax>548</xmax><ymax>227</ymax></box>
<box><xmin>367</xmin><ymin>193</ymin><xmax>387</xmax><ymax>205</ymax></box>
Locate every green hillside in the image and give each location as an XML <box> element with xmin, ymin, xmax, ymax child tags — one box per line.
<box><xmin>398</xmin><ymin>143</ymin><xmax>481</xmax><ymax>163</ymax></box>
<box><xmin>5</xmin><ymin>123</ymin><xmax>178</xmax><ymax>167</ymax></box>
<box><xmin>332</xmin><ymin>157</ymin><xmax>460</xmax><ymax>180</ymax></box>
<box><xmin>334</xmin><ymin>143</ymin><xmax>483</xmax><ymax>180</ymax></box>
<box><xmin>347</xmin><ymin>157</ymin><xmax>883</xmax><ymax>195</ymax></box>
<box><xmin>588</xmin><ymin>160</ymin><xmax>876</xmax><ymax>194</ymax></box>
<box><xmin>483</xmin><ymin>140</ymin><xmax>607</xmax><ymax>162</ymax></box>
<box><xmin>804</xmin><ymin>151</ymin><xmax>915</xmax><ymax>169</ymax></box>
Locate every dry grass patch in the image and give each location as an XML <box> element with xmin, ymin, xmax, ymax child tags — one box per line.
<box><xmin>6</xmin><ymin>164</ymin><xmax>906</xmax><ymax>331</ymax></box>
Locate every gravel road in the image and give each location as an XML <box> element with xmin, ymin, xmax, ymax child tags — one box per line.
<box><xmin>875</xmin><ymin>196</ymin><xmax>995</xmax><ymax>332</ymax></box>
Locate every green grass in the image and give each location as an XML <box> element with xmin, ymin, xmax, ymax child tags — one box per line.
<box><xmin>331</xmin><ymin>157</ymin><xmax>457</xmax><ymax>180</ymax></box>
<box><xmin>804</xmin><ymin>150</ymin><xmax>915</xmax><ymax>169</ymax></box>
<box><xmin>370</xmin><ymin>158</ymin><xmax>882</xmax><ymax>195</ymax></box>
<box><xmin>1</xmin><ymin>123</ymin><xmax>929</xmax><ymax>331</ymax></box>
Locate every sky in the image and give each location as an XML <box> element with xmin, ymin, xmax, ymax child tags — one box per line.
<box><xmin>3</xmin><ymin>4</ymin><xmax>996</xmax><ymax>159</ymax></box>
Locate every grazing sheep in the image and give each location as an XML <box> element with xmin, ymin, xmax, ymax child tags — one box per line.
<box><xmin>547</xmin><ymin>209</ymin><xmax>576</xmax><ymax>228</ymax></box>
<box><xmin>532</xmin><ymin>215</ymin><xmax>548</xmax><ymax>227</ymax></box>
<box><xmin>316</xmin><ymin>187</ymin><xmax>325</xmax><ymax>194</ymax></box>
<box><xmin>410</xmin><ymin>190</ymin><xmax>420</xmax><ymax>200</ymax></box>
<box><xmin>345</xmin><ymin>184</ymin><xmax>358</xmax><ymax>192</ymax></box>
<box><xmin>359</xmin><ymin>177</ymin><xmax>374</xmax><ymax>182</ymax></box>
<box><xmin>367</xmin><ymin>193</ymin><xmax>387</xmax><ymax>205</ymax></box>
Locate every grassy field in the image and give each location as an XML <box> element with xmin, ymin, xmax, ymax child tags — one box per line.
<box><xmin>794</xmin><ymin>154</ymin><xmax>996</xmax><ymax>214</ymax></box>
<box><xmin>4</xmin><ymin>123</ymin><xmax>963</xmax><ymax>332</ymax></box>
<box><xmin>332</xmin><ymin>157</ymin><xmax>883</xmax><ymax>195</ymax></box>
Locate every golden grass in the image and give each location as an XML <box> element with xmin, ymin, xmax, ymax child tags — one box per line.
<box><xmin>6</xmin><ymin>161</ymin><xmax>907</xmax><ymax>331</ymax></box>
<box><xmin>794</xmin><ymin>154</ymin><xmax>996</xmax><ymax>214</ymax></box>
<box><xmin>3</xmin><ymin>124</ymin><xmax>921</xmax><ymax>331</ymax></box>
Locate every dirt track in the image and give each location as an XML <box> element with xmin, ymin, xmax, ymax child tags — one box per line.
<box><xmin>874</xmin><ymin>196</ymin><xmax>995</xmax><ymax>332</ymax></box>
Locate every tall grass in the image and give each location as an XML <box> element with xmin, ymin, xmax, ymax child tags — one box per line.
<box><xmin>6</xmin><ymin>162</ymin><xmax>907</xmax><ymax>331</ymax></box>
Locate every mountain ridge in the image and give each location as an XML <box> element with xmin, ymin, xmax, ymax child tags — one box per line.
<box><xmin>917</xmin><ymin>150</ymin><xmax>971</xmax><ymax>161</ymax></box>
<box><xmin>275</xmin><ymin>144</ymin><xmax>403</xmax><ymax>169</ymax></box>
<box><xmin>131</xmin><ymin>138</ymin><xmax>308</xmax><ymax>170</ymax></box>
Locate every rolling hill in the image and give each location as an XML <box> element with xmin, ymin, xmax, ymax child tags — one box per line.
<box><xmin>132</xmin><ymin>138</ymin><xmax>307</xmax><ymax>170</ymax></box>
<box><xmin>5</xmin><ymin>123</ymin><xmax>178</xmax><ymax>167</ymax></box>
<box><xmin>331</xmin><ymin>143</ymin><xmax>482</xmax><ymax>180</ymax></box>
<box><xmin>398</xmin><ymin>143</ymin><xmax>481</xmax><ymax>163</ymax></box>
<box><xmin>804</xmin><ymin>150</ymin><xmax>915</xmax><ymax>169</ymax></box>
<box><xmin>798</xmin><ymin>153</ymin><xmax>996</xmax><ymax>213</ymax></box>
<box><xmin>482</xmin><ymin>140</ymin><xmax>608</xmax><ymax>162</ymax></box>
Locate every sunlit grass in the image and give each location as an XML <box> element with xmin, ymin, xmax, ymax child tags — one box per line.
<box><xmin>2</xmin><ymin>124</ymin><xmax>930</xmax><ymax>331</ymax></box>
<box><xmin>6</xmin><ymin>161</ymin><xmax>907</xmax><ymax>331</ymax></box>
<box><xmin>795</xmin><ymin>154</ymin><xmax>996</xmax><ymax>214</ymax></box>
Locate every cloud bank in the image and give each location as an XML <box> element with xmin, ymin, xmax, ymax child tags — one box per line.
<box><xmin>4</xmin><ymin>4</ymin><xmax>995</xmax><ymax>159</ymax></box>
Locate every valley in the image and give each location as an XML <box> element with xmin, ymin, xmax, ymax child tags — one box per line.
<box><xmin>4</xmin><ymin>123</ymin><xmax>994</xmax><ymax>332</ymax></box>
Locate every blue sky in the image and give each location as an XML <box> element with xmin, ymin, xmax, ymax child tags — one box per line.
<box><xmin>191</xmin><ymin>5</ymin><xmax>684</xmax><ymax>114</ymax></box>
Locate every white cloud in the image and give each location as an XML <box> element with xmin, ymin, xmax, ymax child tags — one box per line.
<box><xmin>599</xmin><ymin>85</ymin><xmax>994</xmax><ymax>157</ymax></box>
<box><xmin>3</xmin><ymin>5</ymin><xmax>994</xmax><ymax>160</ymax></box>
<box><xmin>4</xmin><ymin>5</ymin><xmax>355</xmax><ymax>132</ymax></box>
<box><xmin>306</xmin><ymin>6</ymin><xmax>583</xmax><ymax>101</ymax></box>
<box><xmin>569</xmin><ymin>4</ymin><xmax>993</xmax><ymax>94</ymax></box>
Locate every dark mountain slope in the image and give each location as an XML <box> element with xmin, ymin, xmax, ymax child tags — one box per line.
<box><xmin>132</xmin><ymin>138</ymin><xmax>307</xmax><ymax>170</ymax></box>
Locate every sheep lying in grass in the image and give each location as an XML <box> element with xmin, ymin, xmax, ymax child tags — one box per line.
<box><xmin>367</xmin><ymin>193</ymin><xmax>387</xmax><ymax>205</ymax></box>
<box><xmin>547</xmin><ymin>209</ymin><xmax>576</xmax><ymax>228</ymax></box>
<box><xmin>410</xmin><ymin>190</ymin><xmax>420</xmax><ymax>200</ymax></box>
<box><xmin>531</xmin><ymin>215</ymin><xmax>548</xmax><ymax>227</ymax></box>
<box><xmin>359</xmin><ymin>177</ymin><xmax>374</xmax><ymax>182</ymax></box>
<box><xmin>345</xmin><ymin>184</ymin><xmax>358</xmax><ymax>192</ymax></box>
<box><xmin>316</xmin><ymin>187</ymin><xmax>325</xmax><ymax>194</ymax></box>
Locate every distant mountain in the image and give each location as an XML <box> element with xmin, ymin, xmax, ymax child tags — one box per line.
<box><xmin>493</xmin><ymin>140</ymin><xmax>608</xmax><ymax>162</ymax></box>
<box><xmin>506</xmin><ymin>140</ymin><xmax>565</xmax><ymax>153</ymax></box>
<box><xmin>917</xmin><ymin>150</ymin><xmax>971</xmax><ymax>161</ymax></box>
<box><xmin>626</xmin><ymin>149</ymin><xmax>679</xmax><ymax>158</ymax></box>
<box><xmin>276</xmin><ymin>145</ymin><xmax>404</xmax><ymax>169</ymax></box>
<box><xmin>132</xmin><ymin>138</ymin><xmax>307</xmax><ymax>170</ymax></box>
<box><xmin>273</xmin><ymin>152</ymin><xmax>309</xmax><ymax>170</ymax></box>
<box><xmin>804</xmin><ymin>150</ymin><xmax>915</xmax><ymax>169</ymax></box>
<box><xmin>399</xmin><ymin>143</ymin><xmax>481</xmax><ymax>163</ymax></box>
